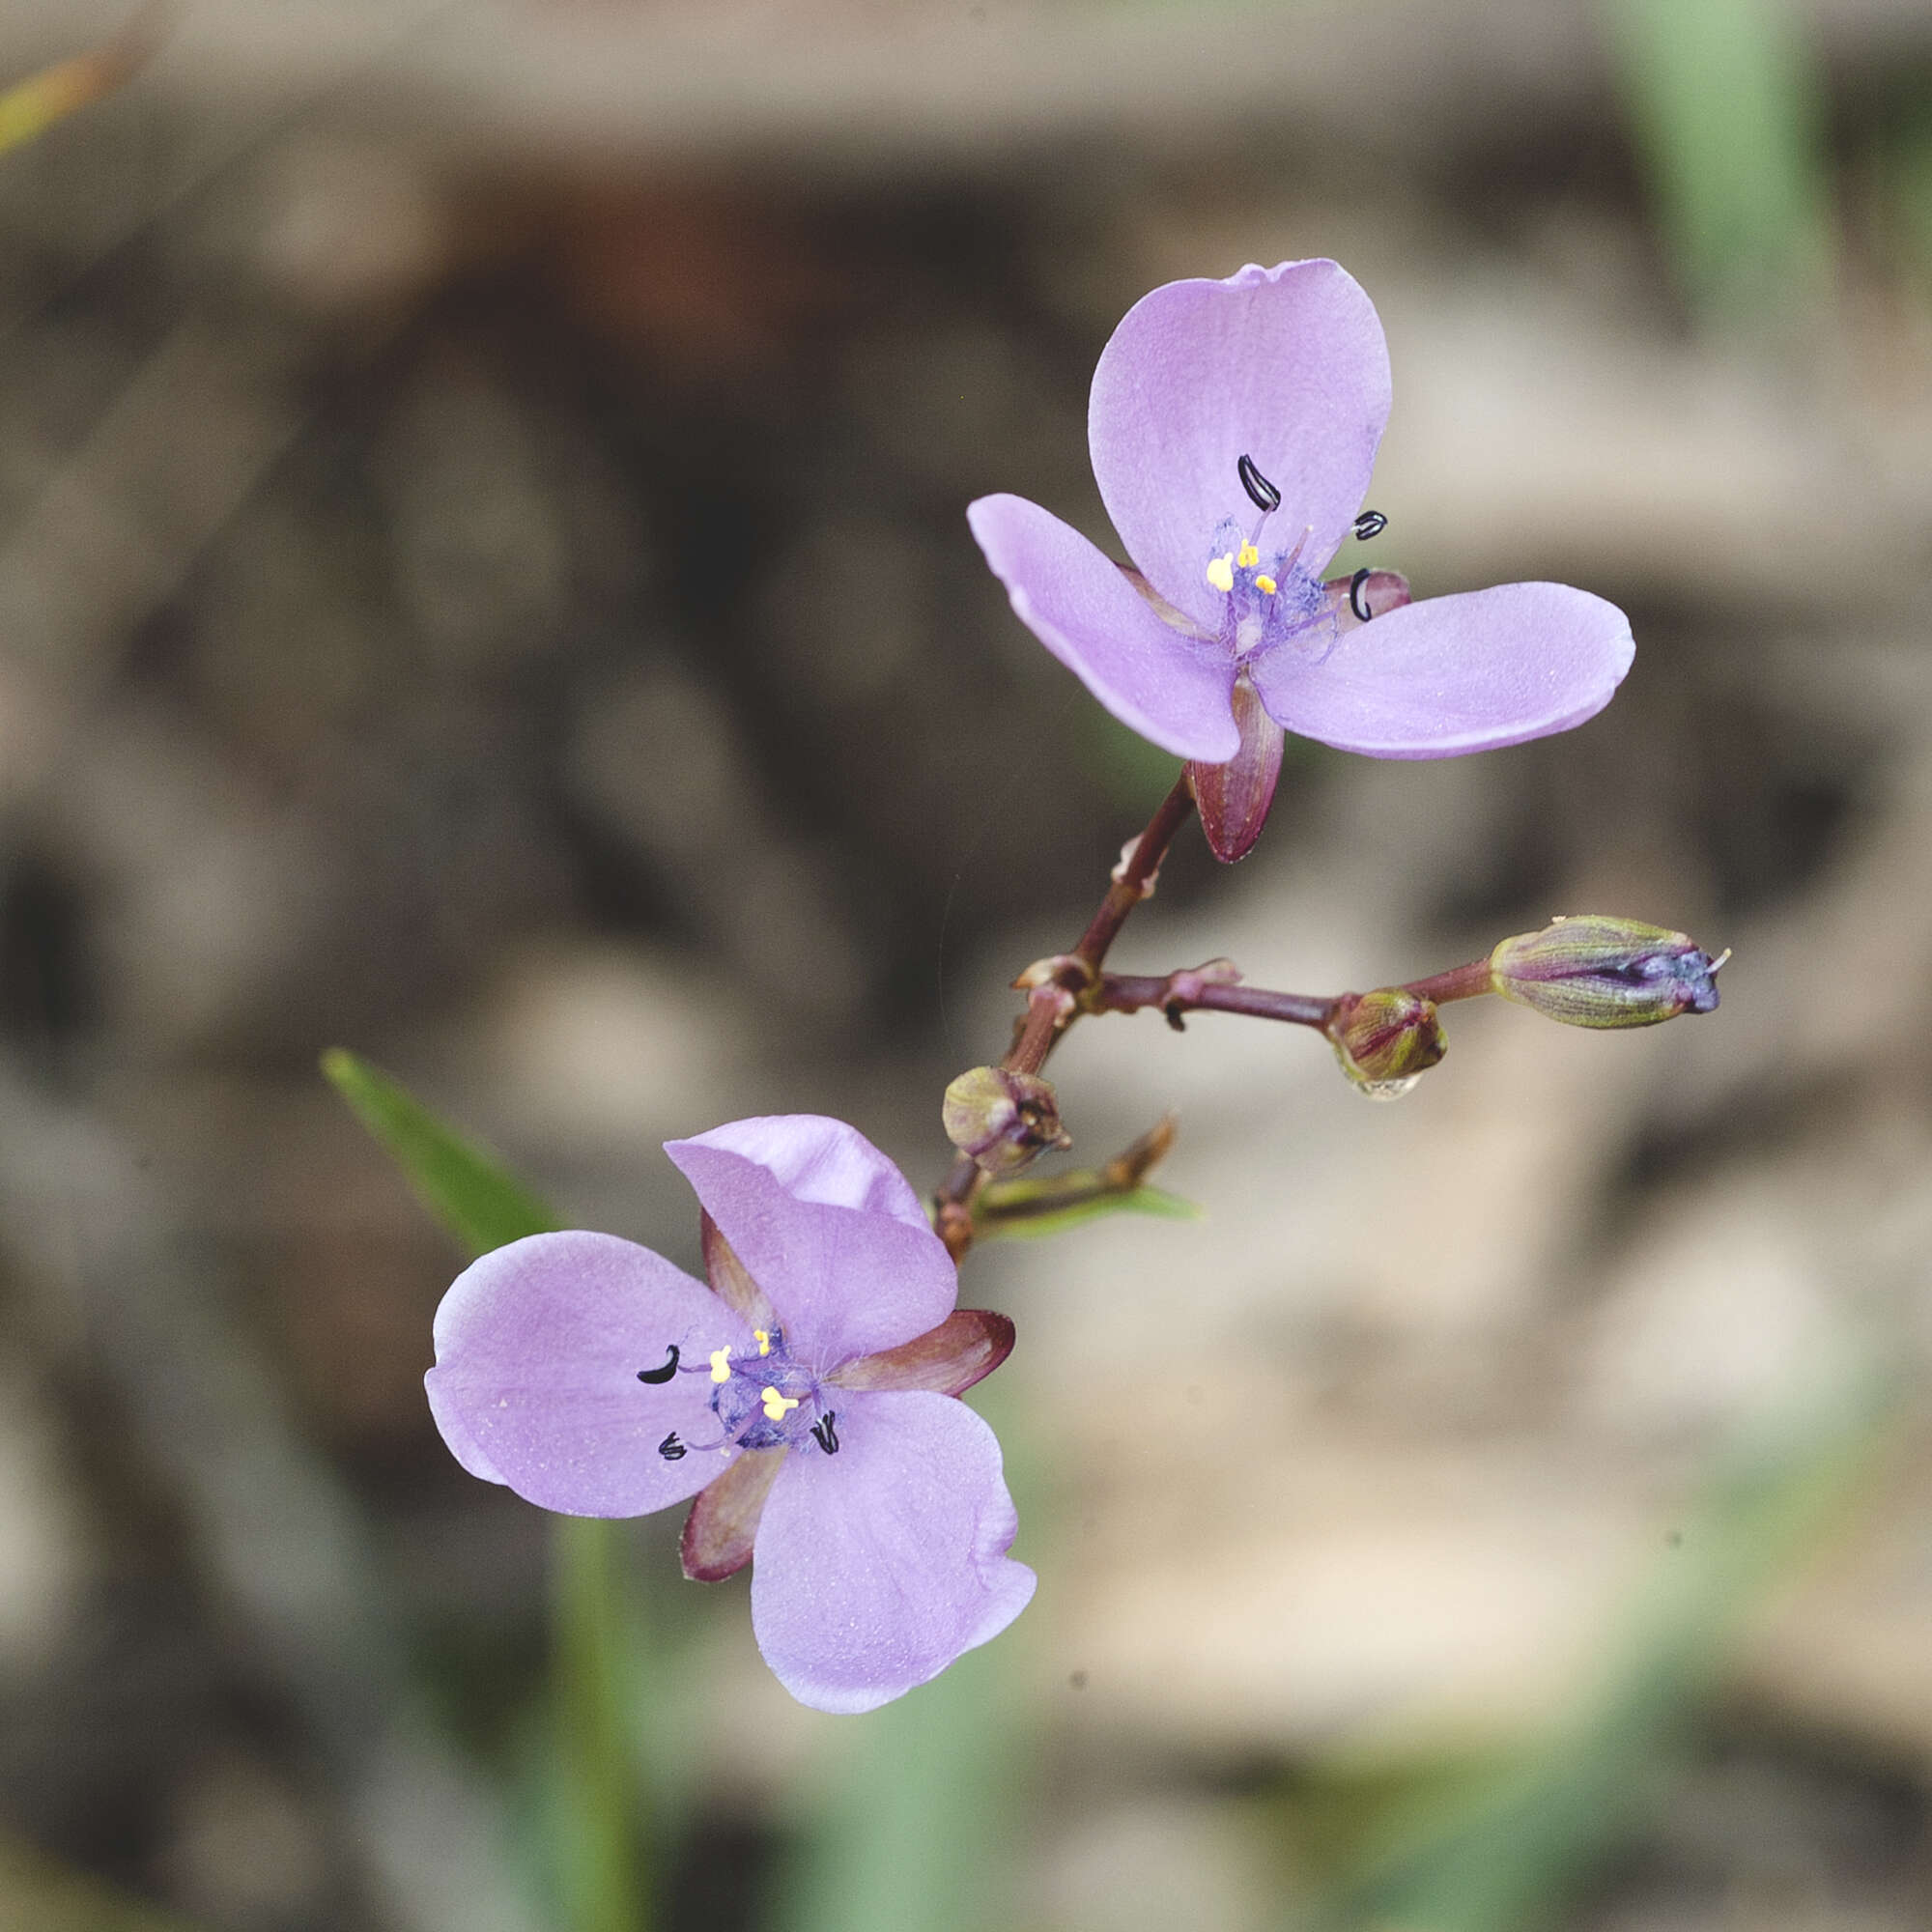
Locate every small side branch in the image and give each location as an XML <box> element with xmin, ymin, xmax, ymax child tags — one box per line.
<box><xmin>1093</xmin><ymin>962</ymin><xmax>1334</xmax><ymax>1033</ymax></box>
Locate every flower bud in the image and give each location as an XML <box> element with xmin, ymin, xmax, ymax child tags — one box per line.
<box><xmin>1490</xmin><ymin>916</ymin><xmax>1725</xmax><ymax>1029</ymax></box>
<box><xmin>1324</xmin><ymin>988</ymin><xmax>1445</xmax><ymax>1097</ymax></box>
<box><xmin>942</xmin><ymin>1066</ymin><xmax>1071</xmax><ymax>1176</ymax></box>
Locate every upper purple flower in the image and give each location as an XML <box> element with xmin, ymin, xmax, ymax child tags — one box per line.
<box><xmin>968</xmin><ymin>261</ymin><xmax>1634</xmax><ymax>832</ymax></box>
<box><xmin>425</xmin><ymin>1114</ymin><xmax>1035</xmax><ymax>1714</ymax></box>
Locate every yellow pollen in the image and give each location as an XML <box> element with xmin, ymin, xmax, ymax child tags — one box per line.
<box><xmin>760</xmin><ymin>1385</ymin><xmax>800</xmax><ymax>1422</ymax></box>
<box><xmin>1255</xmin><ymin>574</ymin><xmax>1277</xmax><ymax>594</ymax></box>
<box><xmin>754</xmin><ymin>1329</ymin><xmax>771</xmax><ymax>1357</ymax></box>
<box><xmin>709</xmin><ymin>1346</ymin><xmax>732</xmax><ymax>1382</ymax></box>
<box><xmin>1236</xmin><ymin>542</ymin><xmax>1261</xmax><ymax>569</ymax></box>
<box><xmin>1205</xmin><ymin>553</ymin><xmax>1236</xmax><ymax>594</ymax></box>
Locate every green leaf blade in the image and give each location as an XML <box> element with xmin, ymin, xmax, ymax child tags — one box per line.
<box><xmin>977</xmin><ymin>1183</ymin><xmax>1202</xmax><ymax>1242</ymax></box>
<box><xmin>321</xmin><ymin>1047</ymin><xmax>556</xmax><ymax>1258</ymax></box>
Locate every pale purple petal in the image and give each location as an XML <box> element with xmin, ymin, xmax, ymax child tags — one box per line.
<box><xmin>750</xmin><ymin>1391</ymin><xmax>1036</xmax><ymax>1714</ymax></box>
<box><xmin>1249</xmin><ymin>582</ymin><xmax>1635</xmax><ymax>759</ymax></box>
<box><xmin>426</xmin><ymin>1231</ymin><xmax>750</xmax><ymax>1517</ymax></box>
<box><xmin>665</xmin><ymin>1116</ymin><xmax>956</xmax><ymax>1368</ymax></box>
<box><xmin>967</xmin><ymin>494</ymin><xmax>1238</xmax><ymax>761</ymax></box>
<box><xmin>1090</xmin><ymin>260</ymin><xmax>1391</xmax><ymax>633</ymax></box>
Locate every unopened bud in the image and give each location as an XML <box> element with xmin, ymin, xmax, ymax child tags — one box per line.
<box><xmin>943</xmin><ymin>1066</ymin><xmax>1071</xmax><ymax>1176</ymax></box>
<box><xmin>1490</xmin><ymin>916</ymin><xmax>1725</xmax><ymax>1029</ymax></box>
<box><xmin>1324</xmin><ymin>988</ymin><xmax>1445</xmax><ymax>1097</ymax></box>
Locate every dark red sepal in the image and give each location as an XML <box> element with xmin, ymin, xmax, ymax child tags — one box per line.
<box><xmin>1186</xmin><ymin>672</ymin><xmax>1283</xmax><ymax>865</ymax></box>
<box><xmin>700</xmin><ymin>1211</ymin><xmax>777</xmax><ymax>1330</ymax></box>
<box><xmin>826</xmin><ymin>1309</ymin><xmax>1015</xmax><ymax>1399</ymax></box>
<box><xmin>680</xmin><ymin>1449</ymin><xmax>785</xmax><ymax>1582</ymax></box>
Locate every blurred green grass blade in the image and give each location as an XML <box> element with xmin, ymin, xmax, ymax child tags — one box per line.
<box><xmin>0</xmin><ymin>1830</ymin><xmax>211</xmax><ymax>1931</ymax></box>
<box><xmin>1302</xmin><ymin>1366</ymin><xmax>1896</xmax><ymax>1932</ymax></box>
<box><xmin>321</xmin><ymin>1050</ymin><xmax>647</xmax><ymax>1932</ymax></box>
<box><xmin>321</xmin><ymin>1047</ymin><xmax>555</xmax><ymax>1256</ymax></box>
<box><xmin>978</xmin><ymin>1182</ymin><xmax>1201</xmax><ymax>1241</ymax></box>
<box><xmin>1607</xmin><ymin>0</ymin><xmax>1831</xmax><ymax>322</ymax></box>
<box><xmin>1886</xmin><ymin>115</ymin><xmax>1932</xmax><ymax>286</ymax></box>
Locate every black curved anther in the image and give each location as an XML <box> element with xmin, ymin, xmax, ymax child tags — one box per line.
<box><xmin>1352</xmin><ymin>509</ymin><xmax>1387</xmax><ymax>542</ymax></box>
<box><xmin>810</xmin><ymin>1412</ymin><xmax>840</xmax><ymax>1456</ymax></box>
<box><xmin>637</xmin><ymin>1345</ymin><xmax>680</xmax><ymax>1384</ymax></box>
<box><xmin>1348</xmin><ymin>567</ymin><xmax>1375</xmax><ymax>623</ymax></box>
<box><xmin>1237</xmin><ymin>453</ymin><xmax>1281</xmax><ymax>514</ymax></box>
<box><xmin>658</xmin><ymin>1432</ymin><xmax>687</xmax><ymax>1462</ymax></box>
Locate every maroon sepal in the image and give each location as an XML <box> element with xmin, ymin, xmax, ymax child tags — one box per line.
<box><xmin>1321</xmin><ymin>567</ymin><xmax>1410</xmax><ymax>632</ymax></box>
<box><xmin>826</xmin><ymin>1309</ymin><xmax>1015</xmax><ymax>1399</ymax></box>
<box><xmin>1186</xmin><ymin>672</ymin><xmax>1283</xmax><ymax>865</ymax></box>
<box><xmin>680</xmin><ymin>1449</ymin><xmax>785</xmax><ymax>1581</ymax></box>
<box><xmin>701</xmin><ymin>1211</ymin><xmax>777</xmax><ymax>1330</ymax></box>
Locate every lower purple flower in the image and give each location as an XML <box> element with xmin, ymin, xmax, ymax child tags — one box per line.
<box><xmin>426</xmin><ymin>1114</ymin><xmax>1035</xmax><ymax>1714</ymax></box>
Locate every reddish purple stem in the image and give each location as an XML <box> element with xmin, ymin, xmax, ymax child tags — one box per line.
<box><xmin>1095</xmin><ymin>975</ymin><xmax>1333</xmax><ymax>1030</ymax></box>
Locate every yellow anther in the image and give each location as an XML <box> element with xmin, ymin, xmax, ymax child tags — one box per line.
<box><xmin>1236</xmin><ymin>542</ymin><xmax>1261</xmax><ymax>569</ymax></box>
<box><xmin>709</xmin><ymin>1346</ymin><xmax>732</xmax><ymax>1383</ymax></box>
<box><xmin>1255</xmin><ymin>574</ymin><xmax>1277</xmax><ymax>594</ymax></box>
<box><xmin>760</xmin><ymin>1385</ymin><xmax>800</xmax><ymax>1421</ymax></box>
<box><xmin>1205</xmin><ymin>553</ymin><xmax>1236</xmax><ymax>593</ymax></box>
<box><xmin>754</xmin><ymin>1329</ymin><xmax>771</xmax><ymax>1357</ymax></box>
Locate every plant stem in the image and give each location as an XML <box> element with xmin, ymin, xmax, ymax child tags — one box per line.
<box><xmin>933</xmin><ymin>773</ymin><xmax>1198</xmax><ymax>1257</ymax></box>
<box><xmin>1402</xmin><ymin>957</ymin><xmax>1497</xmax><ymax>1005</ymax></box>
<box><xmin>1094</xmin><ymin>973</ymin><xmax>1334</xmax><ymax>1030</ymax></box>
<box><xmin>551</xmin><ymin>1517</ymin><xmax>648</xmax><ymax>1932</ymax></box>
<box><xmin>1073</xmin><ymin>773</ymin><xmax>1197</xmax><ymax>968</ymax></box>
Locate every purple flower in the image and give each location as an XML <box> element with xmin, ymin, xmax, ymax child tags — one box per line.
<box><xmin>425</xmin><ymin>1114</ymin><xmax>1035</xmax><ymax>1714</ymax></box>
<box><xmin>968</xmin><ymin>260</ymin><xmax>1634</xmax><ymax>859</ymax></box>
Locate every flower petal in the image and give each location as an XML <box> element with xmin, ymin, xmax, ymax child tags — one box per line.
<box><xmin>749</xmin><ymin>1391</ymin><xmax>1036</xmax><ymax>1713</ymax></box>
<box><xmin>1249</xmin><ymin>582</ymin><xmax>1635</xmax><ymax>759</ymax></box>
<box><xmin>826</xmin><ymin>1309</ymin><xmax>1016</xmax><ymax>1398</ymax></box>
<box><xmin>967</xmin><ymin>493</ymin><xmax>1239</xmax><ymax>762</ymax></box>
<box><xmin>426</xmin><ymin>1231</ymin><xmax>749</xmax><ymax>1518</ymax></box>
<box><xmin>665</xmin><ymin>1116</ymin><xmax>956</xmax><ymax>1368</ymax></box>
<box><xmin>681</xmin><ymin>1447</ymin><xmax>786</xmax><ymax>1582</ymax></box>
<box><xmin>1090</xmin><ymin>260</ymin><xmax>1391</xmax><ymax>633</ymax></box>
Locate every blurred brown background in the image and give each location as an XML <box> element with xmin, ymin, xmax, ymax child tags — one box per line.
<box><xmin>2</xmin><ymin>2</ymin><xmax>1931</xmax><ymax>1928</ymax></box>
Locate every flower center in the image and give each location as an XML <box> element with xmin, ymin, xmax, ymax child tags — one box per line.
<box><xmin>1202</xmin><ymin>454</ymin><xmax>1333</xmax><ymax>667</ymax></box>
<box><xmin>639</xmin><ymin>1329</ymin><xmax>841</xmax><ymax>1462</ymax></box>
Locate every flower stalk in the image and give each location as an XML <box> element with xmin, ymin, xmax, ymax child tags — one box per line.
<box><xmin>551</xmin><ymin>1516</ymin><xmax>650</xmax><ymax>1932</ymax></box>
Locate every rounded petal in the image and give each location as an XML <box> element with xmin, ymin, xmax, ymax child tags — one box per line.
<box><xmin>1090</xmin><ymin>260</ymin><xmax>1391</xmax><ymax>632</ymax></box>
<box><xmin>665</xmin><ymin>1116</ymin><xmax>956</xmax><ymax>1368</ymax></box>
<box><xmin>968</xmin><ymin>494</ymin><xmax>1238</xmax><ymax>761</ymax></box>
<box><xmin>749</xmin><ymin>1391</ymin><xmax>1036</xmax><ymax>1714</ymax></box>
<box><xmin>426</xmin><ymin>1231</ymin><xmax>750</xmax><ymax>1517</ymax></box>
<box><xmin>1249</xmin><ymin>581</ymin><xmax>1635</xmax><ymax>759</ymax></box>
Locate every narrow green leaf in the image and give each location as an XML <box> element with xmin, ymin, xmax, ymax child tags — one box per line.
<box><xmin>321</xmin><ymin>1047</ymin><xmax>555</xmax><ymax>1257</ymax></box>
<box><xmin>976</xmin><ymin>1183</ymin><xmax>1202</xmax><ymax>1241</ymax></box>
<box><xmin>322</xmin><ymin>1050</ymin><xmax>649</xmax><ymax>1932</ymax></box>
